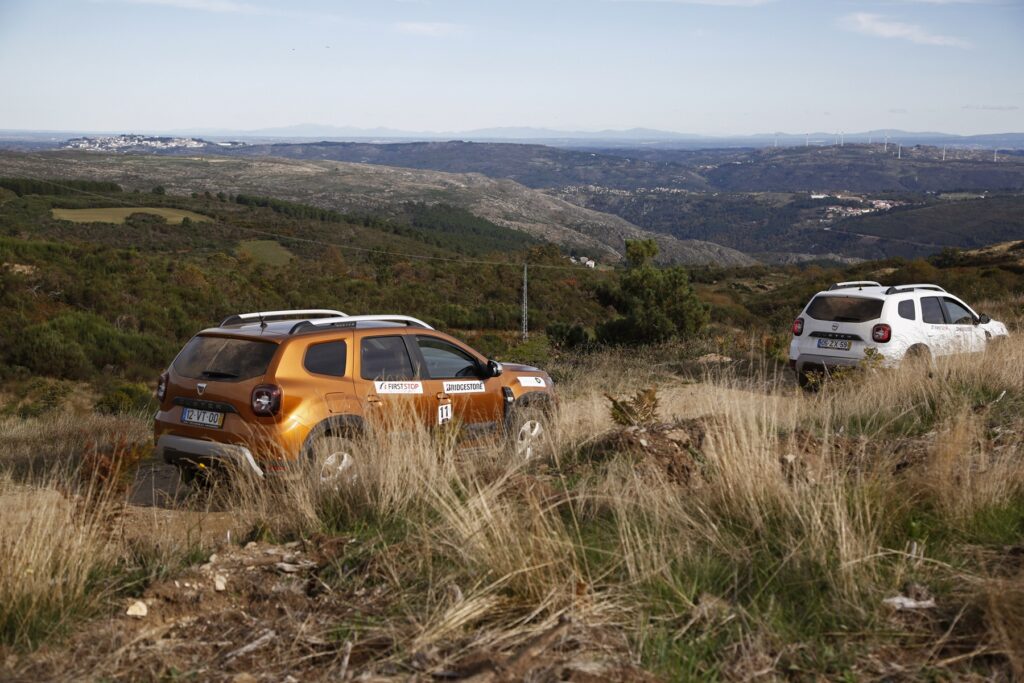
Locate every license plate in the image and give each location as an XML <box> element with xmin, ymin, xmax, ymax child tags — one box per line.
<box><xmin>817</xmin><ymin>339</ymin><xmax>852</xmax><ymax>351</ymax></box>
<box><xmin>181</xmin><ymin>407</ymin><xmax>225</xmax><ymax>428</ymax></box>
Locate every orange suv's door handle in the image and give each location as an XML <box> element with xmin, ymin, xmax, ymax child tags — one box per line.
<box><xmin>436</xmin><ymin>392</ymin><xmax>449</xmax><ymax>400</ymax></box>
<box><xmin>367</xmin><ymin>395</ymin><xmax>382</xmax><ymax>405</ymax></box>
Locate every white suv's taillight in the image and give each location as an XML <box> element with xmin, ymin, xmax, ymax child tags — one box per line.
<box><xmin>792</xmin><ymin>317</ymin><xmax>804</xmax><ymax>336</ymax></box>
<box><xmin>872</xmin><ymin>323</ymin><xmax>892</xmax><ymax>343</ymax></box>
<box><xmin>251</xmin><ymin>384</ymin><xmax>282</xmax><ymax>416</ymax></box>
<box><xmin>156</xmin><ymin>372</ymin><xmax>168</xmax><ymax>402</ymax></box>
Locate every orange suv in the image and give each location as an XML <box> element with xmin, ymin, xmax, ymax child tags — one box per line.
<box><xmin>154</xmin><ymin>310</ymin><xmax>555</xmax><ymax>482</ymax></box>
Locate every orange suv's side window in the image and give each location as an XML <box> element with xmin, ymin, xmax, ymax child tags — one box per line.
<box><xmin>360</xmin><ymin>336</ymin><xmax>416</xmax><ymax>380</ymax></box>
<box><xmin>416</xmin><ymin>336</ymin><xmax>480</xmax><ymax>379</ymax></box>
<box><xmin>304</xmin><ymin>340</ymin><xmax>347</xmax><ymax>377</ymax></box>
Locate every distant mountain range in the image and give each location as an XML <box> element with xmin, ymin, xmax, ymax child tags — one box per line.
<box><xmin>2</xmin><ymin>126</ymin><xmax>1023</xmax><ymax>149</ymax></box>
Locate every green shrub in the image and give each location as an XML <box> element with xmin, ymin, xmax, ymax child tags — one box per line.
<box><xmin>95</xmin><ymin>381</ymin><xmax>155</xmax><ymax>415</ymax></box>
<box><xmin>596</xmin><ymin>240</ymin><xmax>710</xmax><ymax>345</ymax></box>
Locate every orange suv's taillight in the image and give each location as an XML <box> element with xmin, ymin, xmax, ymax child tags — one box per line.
<box><xmin>251</xmin><ymin>384</ymin><xmax>282</xmax><ymax>416</ymax></box>
<box><xmin>872</xmin><ymin>324</ymin><xmax>892</xmax><ymax>343</ymax></box>
<box><xmin>792</xmin><ymin>317</ymin><xmax>804</xmax><ymax>336</ymax></box>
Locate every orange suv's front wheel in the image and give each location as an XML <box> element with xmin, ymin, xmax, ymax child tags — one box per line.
<box><xmin>507</xmin><ymin>404</ymin><xmax>551</xmax><ymax>460</ymax></box>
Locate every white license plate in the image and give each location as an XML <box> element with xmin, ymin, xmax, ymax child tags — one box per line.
<box><xmin>817</xmin><ymin>339</ymin><xmax>852</xmax><ymax>351</ymax></box>
<box><xmin>181</xmin><ymin>407</ymin><xmax>225</xmax><ymax>428</ymax></box>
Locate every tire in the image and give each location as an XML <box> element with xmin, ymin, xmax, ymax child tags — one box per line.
<box><xmin>306</xmin><ymin>435</ymin><xmax>359</xmax><ymax>488</ymax></box>
<box><xmin>507</xmin><ymin>404</ymin><xmax>550</xmax><ymax>460</ymax></box>
<box><xmin>902</xmin><ymin>344</ymin><xmax>932</xmax><ymax>370</ymax></box>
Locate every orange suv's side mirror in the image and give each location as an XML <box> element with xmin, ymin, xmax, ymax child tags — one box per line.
<box><xmin>486</xmin><ymin>360</ymin><xmax>503</xmax><ymax>378</ymax></box>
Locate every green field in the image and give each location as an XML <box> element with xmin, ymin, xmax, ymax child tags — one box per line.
<box><xmin>51</xmin><ymin>207</ymin><xmax>211</xmax><ymax>225</ymax></box>
<box><xmin>237</xmin><ymin>239</ymin><xmax>295</xmax><ymax>266</ymax></box>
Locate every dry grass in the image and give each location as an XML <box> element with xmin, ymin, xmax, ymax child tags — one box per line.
<box><xmin>1</xmin><ymin>333</ymin><xmax>1023</xmax><ymax>679</ymax></box>
<box><xmin>50</xmin><ymin>207</ymin><xmax>211</xmax><ymax>225</ymax></box>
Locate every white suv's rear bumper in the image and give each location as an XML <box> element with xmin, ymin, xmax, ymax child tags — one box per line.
<box><xmin>792</xmin><ymin>353</ymin><xmax>864</xmax><ymax>373</ymax></box>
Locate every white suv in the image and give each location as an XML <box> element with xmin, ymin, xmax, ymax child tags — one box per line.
<box><xmin>789</xmin><ymin>281</ymin><xmax>1009</xmax><ymax>387</ymax></box>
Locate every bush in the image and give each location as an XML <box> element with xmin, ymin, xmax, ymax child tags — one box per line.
<box><xmin>95</xmin><ymin>381</ymin><xmax>155</xmax><ymax>415</ymax></box>
<box><xmin>8</xmin><ymin>325</ymin><xmax>92</xmax><ymax>380</ymax></box>
<box><xmin>546</xmin><ymin>322</ymin><xmax>593</xmax><ymax>349</ymax></box>
<box><xmin>596</xmin><ymin>240</ymin><xmax>709</xmax><ymax>345</ymax></box>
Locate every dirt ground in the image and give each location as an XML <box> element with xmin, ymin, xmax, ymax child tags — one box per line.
<box><xmin>2</xmin><ymin>457</ymin><xmax>655</xmax><ymax>682</ymax></box>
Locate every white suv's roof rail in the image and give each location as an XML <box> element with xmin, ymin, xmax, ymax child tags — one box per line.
<box><xmin>288</xmin><ymin>314</ymin><xmax>434</xmax><ymax>334</ymax></box>
<box><xmin>220</xmin><ymin>309</ymin><xmax>347</xmax><ymax>327</ymax></box>
<box><xmin>898</xmin><ymin>284</ymin><xmax>946</xmax><ymax>292</ymax></box>
<box><xmin>828</xmin><ymin>280</ymin><xmax>881</xmax><ymax>291</ymax></box>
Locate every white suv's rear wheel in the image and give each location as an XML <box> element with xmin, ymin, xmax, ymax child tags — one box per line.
<box><xmin>902</xmin><ymin>344</ymin><xmax>932</xmax><ymax>370</ymax></box>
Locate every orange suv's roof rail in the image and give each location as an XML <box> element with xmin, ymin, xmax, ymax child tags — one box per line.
<box><xmin>288</xmin><ymin>314</ymin><xmax>434</xmax><ymax>334</ymax></box>
<box><xmin>220</xmin><ymin>309</ymin><xmax>347</xmax><ymax>327</ymax></box>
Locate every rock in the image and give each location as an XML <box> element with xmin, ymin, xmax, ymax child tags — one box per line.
<box><xmin>883</xmin><ymin>595</ymin><xmax>936</xmax><ymax>610</ymax></box>
<box><xmin>214</xmin><ymin>574</ymin><xmax>227</xmax><ymax>591</ymax></box>
<box><xmin>126</xmin><ymin>600</ymin><xmax>148</xmax><ymax>618</ymax></box>
<box><xmin>231</xmin><ymin>674</ymin><xmax>258</xmax><ymax>683</ymax></box>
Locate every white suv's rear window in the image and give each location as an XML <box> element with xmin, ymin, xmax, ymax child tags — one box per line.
<box><xmin>173</xmin><ymin>335</ymin><xmax>278</xmax><ymax>381</ymax></box>
<box><xmin>805</xmin><ymin>296</ymin><xmax>884</xmax><ymax>323</ymax></box>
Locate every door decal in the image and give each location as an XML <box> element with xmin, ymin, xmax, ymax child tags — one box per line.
<box><xmin>443</xmin><ymin>380</ymin><xmax>485</xmax><ymax>394</ymax></box>
<box><xmin>374</xmin><ymin>381</ymin><xmax>423</xmax><ymax>394</ymax></box>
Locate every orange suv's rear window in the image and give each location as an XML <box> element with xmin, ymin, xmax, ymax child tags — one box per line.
<box><xmin>173</xmin><ymin>335</ymin><xmax>278</xmax><ymax>381</ymax></box>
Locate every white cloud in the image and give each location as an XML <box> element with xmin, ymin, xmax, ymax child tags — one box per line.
<box><xmin>105</xmin><ymin>0</ymin><xmax>344</xmax><ymax>20</ymax></box>
<box><xmin>963</xmin><ymin>104</ymin><xmax>1020</xmax><ymax>110</ymax></box>
<box><xmin>890</xmin><ymin>1</ymin><xmax>1001</xmax><ymax>4</ymax></box>
<box><xmin>393</xmin><ymin>21</ymin><xmax>463</xmax><ymax>36</ymax></box>
<box><xmin>115</xmin><ymin>0</ymin><xmax>263</xmax><ymax>12</ymax></box>
<box><xmin>608</xmin><ymin>0</ymin><xmax>774</xmax><ymax>5</ymax></box>
<box><xmin>841</xmin><ymin>12</ymin><xmax>970</xmax><ymax>47</ymax></box>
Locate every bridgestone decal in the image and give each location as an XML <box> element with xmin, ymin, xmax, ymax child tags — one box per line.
<box><xmin>374</xmin><ymin>381</ymin><xmax>423</xmax><ymax>394</ymax></box>
<box><xmin>518</xmin><ymin>376</ymin><xmax>546</xmax><ymax>388</ymax></box>
<box><xmin>443</xmin><ymin>380</ymin><xmax>485</xmax><ymax>394</ymax></box>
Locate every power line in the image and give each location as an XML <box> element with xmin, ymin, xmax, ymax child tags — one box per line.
<box><xmin>8</xmin><ymin>173</ymin><xmax>607</xmax><ymax>272</ymax></box>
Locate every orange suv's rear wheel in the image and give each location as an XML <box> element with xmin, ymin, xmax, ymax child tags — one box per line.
<box><xmin>308</xmin><ymin>436</ymin><xmax>358</xmax><ymax>487</ymax></box>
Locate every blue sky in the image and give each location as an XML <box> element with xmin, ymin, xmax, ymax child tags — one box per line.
<box><xmin>0</xmin><ymin>0</ymin><xmax>1021</xmax><ymax>135</ymax></box>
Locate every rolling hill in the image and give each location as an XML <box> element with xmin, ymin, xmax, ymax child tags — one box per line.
<box><xmin>0</xmin><ymin>151</ymin><xmax>754</xmax><ymax>266</ymax></box>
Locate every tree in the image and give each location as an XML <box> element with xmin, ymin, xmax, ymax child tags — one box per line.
<box><xmin>596</xmin><ymin>239</ymin><xmax>709</xmax><ymax>345</ymax></box>
<box><xmin>151</xmin><ymin>185</ymin><xmax>166</xmax><ymax>195</ymax></box>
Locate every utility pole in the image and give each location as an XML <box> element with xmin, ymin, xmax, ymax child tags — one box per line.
<box><xmin>521</xmin><ymin>263</ymin><xmax>528</xmax><ymax>340</ymax></box>
<box><xmin>898</xmin><ymin>144</ymin><xmax>902</xmax><ymax>159</ymax></box>
<box><xmin>942</xmin><ymin>146</ymin><xmax>946</xmax><ymax>161</ymax></box>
